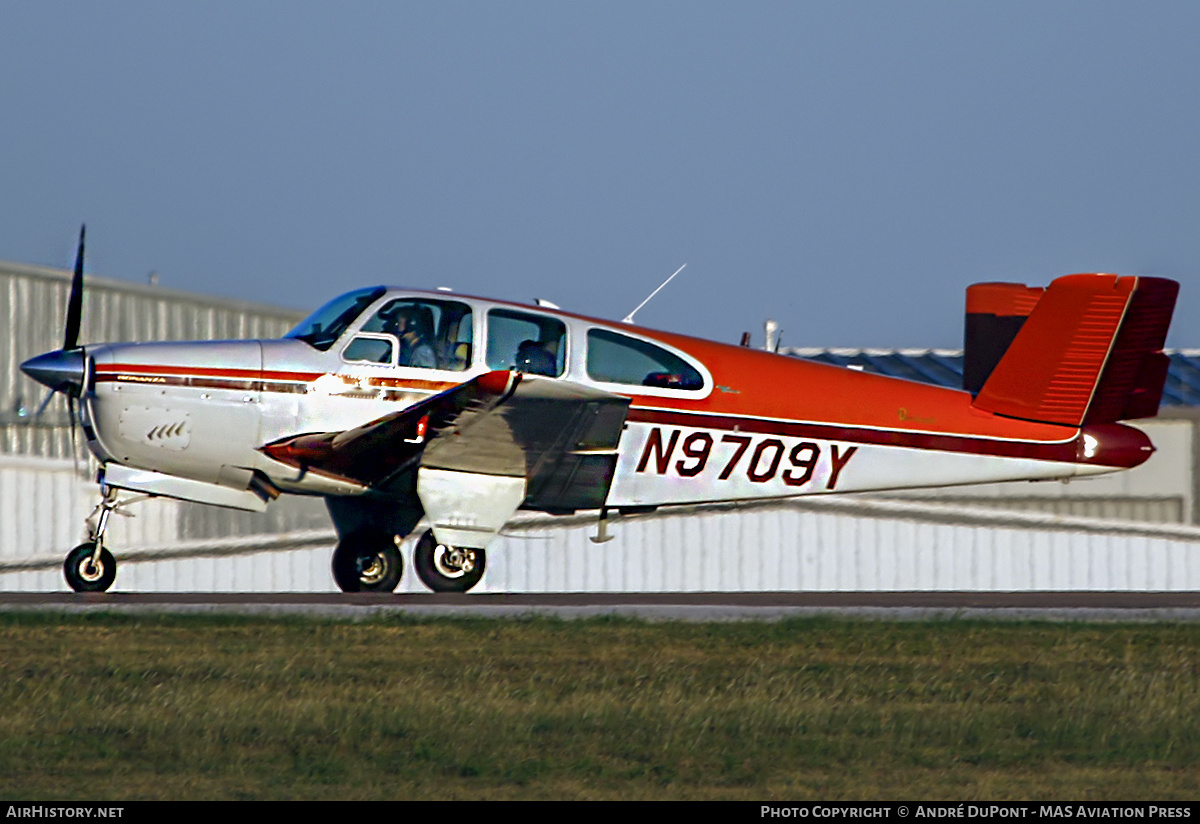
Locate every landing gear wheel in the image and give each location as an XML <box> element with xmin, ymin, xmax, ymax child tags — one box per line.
<box><xmin>413</xmin><ymin>530</ymin><xmax>485</xmax><ymax>593</ymax></box>
<box><xmin>64</xmin><ymin>542</ymin><xmax>116</xmax><ymax>593</ymax></box>
<box><xmin>332</xmin><ymin>531</ymin><xmax>403</xmax><ymax>593</ymax></box>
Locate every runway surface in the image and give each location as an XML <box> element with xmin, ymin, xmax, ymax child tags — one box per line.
<box><xmin>2</xmin><ymin>591</ymin><xmax>1200</xmax><ymax>621</ymax></box>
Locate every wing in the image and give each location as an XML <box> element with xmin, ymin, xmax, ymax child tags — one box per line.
<box><xmin>261</xmin><ymin>370</ymin><xmax>631</xmax><ymax>546</ymax></box>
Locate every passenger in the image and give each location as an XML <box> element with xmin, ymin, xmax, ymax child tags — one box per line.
<box><xmin>515</xmin><ymin>339</ymin><xmax>556</xmax><ymax>376</ymax></box>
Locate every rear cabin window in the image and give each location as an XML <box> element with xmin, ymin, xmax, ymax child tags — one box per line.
<box><xmin>586</xmin><ymin>329</ymin><xmax>703</xmax><ymax>390</ymax></box>
<box><xmin>354</xmin><ymin>297</ymin><xmax>473</xmax><ymax>371</ymax></box>
<box><xmin>486</xmin><ymin>309</ymin><xmax>567</xmax><ymax>377</ymax></box>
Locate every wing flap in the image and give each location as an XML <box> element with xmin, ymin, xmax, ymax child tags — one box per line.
<box><xmin>417</xmin><ymin>468</ymin><xmax>527</xmax><ymax>548</ymax></box>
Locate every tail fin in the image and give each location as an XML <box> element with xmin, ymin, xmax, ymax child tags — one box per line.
<box><xmin>970</xmin><ymin>274</ymin><xmax>1179</xmax><ymax>426</ymax></box>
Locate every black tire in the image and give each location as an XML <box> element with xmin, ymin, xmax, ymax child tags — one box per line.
<box><xmin>412</xmin><ymin>530</ymin><xmax>485</xmax><ymax>593</ymax></box>
<box><xmin>63</xmin><ymin>542</ymin><xmax>116</xmax><ymax>593</ymax></box>
<box><xmin>331</xmin><ymin>531</ymin><xmax>403</xmax><ymax>593</ymax></box>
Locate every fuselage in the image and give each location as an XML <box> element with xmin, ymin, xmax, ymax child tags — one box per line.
<box><xmin>74</xmin><ymin>286</ymin><xmax>1153</xmax><ymax>511</ymax></box>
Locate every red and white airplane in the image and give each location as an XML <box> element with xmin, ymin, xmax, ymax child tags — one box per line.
<box><xmin>22</xmin><ymin>229</ymin><xmax>1179</xmax><ymax>593</ymax></box>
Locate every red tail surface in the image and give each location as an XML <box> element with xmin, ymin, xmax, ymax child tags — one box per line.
<box><xmin>962</xmin><ymin>282</ymin><xmax>1044</xmax><ymax>395</ymax></box>
<box><xmin>971</xmin><ymin>274</ymin><xmax>1178</xmax><ymax>426</ymax></box>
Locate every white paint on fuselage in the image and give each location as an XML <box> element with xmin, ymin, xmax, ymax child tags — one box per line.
<box><xmin>85</xmin><ymin>341</ymin><xmax>264</xmax><ymax>487</ymax></box>
<box><xmin>606</xmin><ymin>420</ymin><xmax>1110</xmax><ymax>508</ymax></box>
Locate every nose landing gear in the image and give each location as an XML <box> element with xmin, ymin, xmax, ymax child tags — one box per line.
<box><xmin>63</xmin><ymin>484</ymin><xmax>146</xmax><ymax>593</ymax></box>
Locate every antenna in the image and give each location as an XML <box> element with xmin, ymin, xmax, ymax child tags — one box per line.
<box><xmin>622</xmin><ymin>263</ymin><xmax>687</xmax><ymax>324</ymax></box>
<box><xmin>764</xmin><ymin>319</ymin><xmax>783</xmax><ymax>352</ymax></box>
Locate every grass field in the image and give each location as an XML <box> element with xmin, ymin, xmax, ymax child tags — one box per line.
<box><xmin>1</xmin><ymin>612</ymin><xmax>1198</xmax><ymax>800</ymax></box>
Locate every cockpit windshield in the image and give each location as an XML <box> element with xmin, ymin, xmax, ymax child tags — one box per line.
<box><xmin>286</xmin><ymin>286</ymin><xmax>387</xmax><ymax>351</ymax></box>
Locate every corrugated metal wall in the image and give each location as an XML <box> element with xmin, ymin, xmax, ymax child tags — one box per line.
<box><xmin>2</xmin><ymin>457</ymin><xmax>1198</xmax><ymax>593</ymax></box>
<box><xmin>482</xmin><ymin>500</ymin><xmax>1200</xmax><ymax>593</ymax></box>
<box><xmin>876</xmin><ymin>495</ymin><xmax>1185</xmax><ymax>524</ymax></box>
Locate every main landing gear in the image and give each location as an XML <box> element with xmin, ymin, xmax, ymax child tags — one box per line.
<box><xmin>331</xmin><ymin>529</ymin><xmax>404</xmax><ymax>593</ymax></box>
<box><xmin>413</xmin><ymin>529</ymin><xmax>486</xmax><ymax>593</ymax></box>
<box><xmin>329</xmin><ymin>528</ymin><xmax>487</xmax><ymax>593</ymax></box>
<box><xmin>63</xmin><ymin>484</ymin><xmax>139</xmax><ymax>593</ymax></box>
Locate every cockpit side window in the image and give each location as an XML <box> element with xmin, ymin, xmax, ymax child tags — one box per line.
<box><xmin>486</xmin><ymin>309</ymin><xmax>566</xmax><ymax>377</ymax></box>
<box><xmin>359</xmin><ymin>297</ymin><xmax>473</xmax><ymax>371</ymax></box>
<box><xmin>287</xmin><ymin>287</ymin><xmax>386</xmax><ymax>351</ymax></box>
<box><xmin>586</xmin><ymin>328</ymin><xmax>704</xmax><ymax>390</ymax></box>
<box><xmin>342</xmin><ymin>335</ymin><xmax>395</xmax><ymax>365</ymax></box>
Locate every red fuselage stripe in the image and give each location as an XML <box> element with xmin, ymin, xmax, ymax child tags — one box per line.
<box><xmin>96</xmin><ymin>364</ymin><xmax>458</xmax><ymax>393</ymax></box>
<box><xmin>625</xmin><ymin>407</ymin><xmax>1080</xmax><ymax>462</ymax></box>
<box><xmin>95</xmin><ymin>362</ymin><xmax>316</xmax><ymax>381</ymax></box>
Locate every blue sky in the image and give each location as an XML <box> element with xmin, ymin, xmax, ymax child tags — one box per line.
<box><xmin>2</xmin><ymin>1</ymin><xmax>1198</xmax><ymax>348</ymax></box>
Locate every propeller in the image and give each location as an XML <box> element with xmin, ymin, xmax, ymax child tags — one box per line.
<box><xmin>22</xmin><ymin>224</ymin><xmax>89</xmax><ymax>470</ymax></box>
<box><xmin>65</xmin><ymin>225</ymin><xmax>85</xmax><ymax>464</ymax></box>
<box><xmin>64</xmin><ymin>224</ymin><xmax>85</xmax><ymax>351</ymax></box>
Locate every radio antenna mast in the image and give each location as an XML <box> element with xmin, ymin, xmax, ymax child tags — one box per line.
<box><xmin>623</xmin><ymin>263</ymin><xmax>687</xmax><ymax>324</ymax></box>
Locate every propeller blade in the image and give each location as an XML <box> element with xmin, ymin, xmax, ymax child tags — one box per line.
<box><xmin>33</xmin><ymin>388</ymin><xmax>56</xmax><ymax>418</ymax></box>
<box><xmin>63</xmin><ymin>224</ymin><xmax>85</xmax><ymax>351</ymax></box>
<box><xmin>68</xmin><ymin>397</ymin><xmax>80</xmax><ymax>475</ymax></box>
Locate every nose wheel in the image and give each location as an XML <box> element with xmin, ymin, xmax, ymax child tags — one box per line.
<box><xmin>63</xmin><ymin>542</ymin><xmax>116</xmax><ymax>592</ymax></box>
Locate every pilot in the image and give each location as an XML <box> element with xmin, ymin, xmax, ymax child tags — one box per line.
<box><xmin>393</xmin><ymin>307</ymin><xmax>438</xmax><ymax>369</ymax></box>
